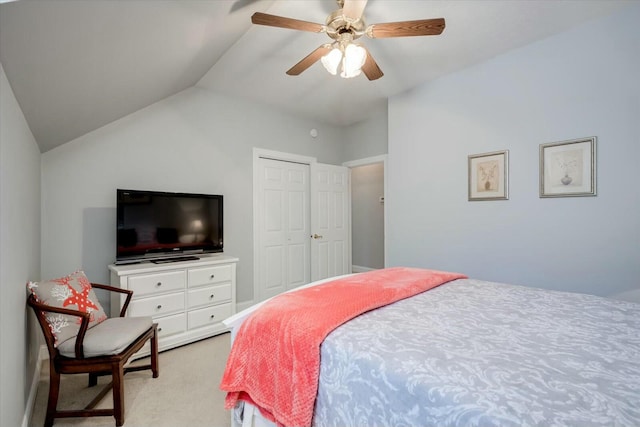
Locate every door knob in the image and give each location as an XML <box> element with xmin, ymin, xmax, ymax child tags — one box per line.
<box><xmin>312</xmin><ymin>234</ymin><xmax>323</xmax><ymax>239</ymax></box>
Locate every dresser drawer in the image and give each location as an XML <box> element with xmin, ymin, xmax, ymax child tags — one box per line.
<box><xmin>187</xmin><ymin>283</ymin><xmax>232</xmax><ymax>309</ymax></box>
<box><xmin>187</xmin><ymin>303</ymin><xmax>232</xmax><ymax>330</ymax></box>
<box><xmin>155</xmin><ymin>313</ymin><xmax>186</xmax><ymax>338</ymax></box>
<box><xmin>188</xmin><ymin>264</ymin><xmax>232</xmax><ymax>288</ymax></box>
<box><xmin>128</xmin><ymin>292</ymin><xmax>184</xmax><ymax>318</ymax></box>
<box><xmin>128</xmin><ymin>270</ymin><xmax>185</xmax><ymax>297</ymax></box>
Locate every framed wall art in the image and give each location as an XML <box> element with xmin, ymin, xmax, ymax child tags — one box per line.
<box><xmin>539</xmin><ymin>137</ymin><xmax>596</xmax><ymax>198</ymax></box>
<box><xmin>468</xmin><ymin>150</ymin><xmax>509</xmax><ymax>201</ymax></box>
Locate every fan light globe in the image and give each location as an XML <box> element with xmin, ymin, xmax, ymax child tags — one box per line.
<box><xmin>322</xmin><ymin>43</ymin><xmax>366</xmax><ymax>78</ymax></box>
<box><xmin>341</xmin><ymin>43</ymin><xmax>366</xmax><ymax>78</ymax></box>
<box><xmin>321</xmin><ymin>47</ymin><xmax>342</xmax><ymax>75</ymax></box>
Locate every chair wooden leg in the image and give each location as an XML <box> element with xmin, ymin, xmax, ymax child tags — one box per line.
<box><xmin>151</xmin><ymin>325</ymin><xmax>159</xmax><ymax>378</ymax></box>
<box><xmin>45</xmin><ymin>361</ymin><xmax>60</xmax><ymax>427</ymax></box>
<box><xmin>88</xmin><ymin>372</ymin><xmax>98</xmax><ymax>387</ymax></box>
<box><xmin>112</xmin><ymin>362</ymin><xmax>125</xmax><ymax>426</ymax></box>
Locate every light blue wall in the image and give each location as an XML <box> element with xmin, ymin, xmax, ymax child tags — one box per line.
<box><xmin>0</xmin><ymin>63</ymin><xmax>42</xmax><ymax>427</ymax></box>
<box><xmin>41</xmin><ymin>87</ymin><xmax>347</xmax><ymax>306</ymax></box>
<box><xmin>387</xmin><ymin>4</ymin><xmax>640</xmax><ymax>298</ymax></box>
<box><xmin>343</xmin><ymin>103</ymin><xmax>388</xmax><ymax>162</ymax></box>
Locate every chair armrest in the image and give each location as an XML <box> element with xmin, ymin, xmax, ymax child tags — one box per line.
<box><xmin>29</xmin><ymin>297</ymin><xmax>91</xmax><ymax>320</ymax></box>
<box><xmin>91</xmin><ymin>282</ymin><xmax>133</xmax><ymax>317</ymax></box>
<box><xmin>27</xmin><ymin>295</ymin><xmax>91</xmax><ymax>358</ymax></box>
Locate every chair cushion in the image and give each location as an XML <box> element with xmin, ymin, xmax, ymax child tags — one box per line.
<box><xmin>27</xmin><ymin>271</ymin><xmax>108</xmax><ymax>347</ymax></box>
<box><xmin>58</xmin><ymin>316</ymin><xmax>153</xmax><ymax>358</ymax></box>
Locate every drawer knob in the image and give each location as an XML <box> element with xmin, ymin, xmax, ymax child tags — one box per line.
<box><xmin>156</xmin><ymin>282</ymin><xmax>162</xmax><ymax>287</ymax></box>
<box><xmin>210</xmin><ymin>314</ymin><xmax>215</xmax><ymax>319</ymax></box>
<box><xmin>156</xmin><ymin>304</ymin><xmax>162</xmax><ymax>310</ymax></box>
<box><xmin>209</xmin><ymin>294</ymin><xmax>215</xmax><ymax>299</ymax></box>
<box><xmin>158</xmin><ymin>327</ymin><xmax>162</xmax><ymax>332</ymax></box>
<box><xmin>210</xmin><ymin>274</ymin><xmax>215</xmax><ymax>279</ymax></box>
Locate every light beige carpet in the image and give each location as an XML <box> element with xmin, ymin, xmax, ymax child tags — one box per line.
<box><xmin>30</xmin><ymin>333</ymin><xmax>232</xmax><ymax>427</ymax></box>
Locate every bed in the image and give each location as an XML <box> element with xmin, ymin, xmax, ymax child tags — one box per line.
<box><xmin>220</xmin><ymin>267</ymin><xmax>640</xmax><ymax>427</ymax></box>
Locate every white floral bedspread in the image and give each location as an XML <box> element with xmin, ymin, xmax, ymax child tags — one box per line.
<box><xmin>312</xmin><ymin>279</ymin><xmax>640</xmax><ymax>427</ymax></box>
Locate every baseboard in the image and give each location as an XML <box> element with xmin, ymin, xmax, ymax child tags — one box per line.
<box><xmin>22</xmin><ymin>344</ymin><xmax>47</xmax><ymax>427</ymax></box>
<box><xmin>352</xmin><ymin>265</ymin><xmax>376</xmax><ymax>273</ymax></box>
<box><xmin>39</xmin><ymin>344</ymin><xmax>49</xmax><ymax>361</ymax></box>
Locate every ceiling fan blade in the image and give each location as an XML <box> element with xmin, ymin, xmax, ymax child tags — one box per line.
<box><xmin>360</xmin><ymin>47</ymin><xmax>383</xmax><ymax>81</ymax></box>
<box><xmin>286</xmin><ymin>45</ymin><xmax>332</xmax><ymax>76</ymax></box>
<box><xmin>368</xmin><ymin>18</ymin><xmax>445</xmax><ymax>38</ymax></box>
<box><xmin>251</xmin><ymin>12</ymin><xmax>324</xmax><ymax>33</ymax></box>
<box><xmin>342</xmin><ymin>0</ymin><xmax>368</xmax><ymax>21</ymax></box>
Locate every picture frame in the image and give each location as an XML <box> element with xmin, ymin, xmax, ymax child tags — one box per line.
<box><xmin>539</xmin><ymin>137</ymin><xmax>596</xmax><ymax>198</ymax></box>
<box><xmin>468</xmin><ymin>150</ymin><xmax>509</xmax><ymax>201</ymax></box>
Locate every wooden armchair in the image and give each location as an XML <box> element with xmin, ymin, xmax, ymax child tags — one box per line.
<box><xmin>28</xmin><ymin>282</ymin><xmax>159</xmax><ymax>427</ymax></box>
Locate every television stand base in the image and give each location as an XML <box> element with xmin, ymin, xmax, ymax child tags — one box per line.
<box><xmin>151</xmin><ymin>255</ymin><xmax>200</xmax><ymax>264</ymax></box>
<box><xmin>113</xmin><ymin>259</ymin><xmax>142</xmax><ymax>266</ymax></box>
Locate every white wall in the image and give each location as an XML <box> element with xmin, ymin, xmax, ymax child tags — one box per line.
<box><xmin>41</xmin><ymin>87</ymin><xmax>347</xmax><ymax>306</ymax></box>
<box><xmin>0</xmin><ymin>63</ymin><xmax>42</xmax><ymax>427</ymax></box>
<box><xmin>388</xmin><ymin>4</ymin><xmax>640</xmax><ymax>298</ymax></box>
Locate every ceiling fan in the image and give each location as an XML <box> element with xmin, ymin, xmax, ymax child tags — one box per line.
<box><xmin>251</xmin><ymin>0</ymin><xmax>445</xmax><ymax>80</ymax></box>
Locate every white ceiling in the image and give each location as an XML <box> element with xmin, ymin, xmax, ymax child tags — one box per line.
<box><xmin>0</xmin><ymin>0</ymin><xmax>631</xmax><ymax>152</ymax></box>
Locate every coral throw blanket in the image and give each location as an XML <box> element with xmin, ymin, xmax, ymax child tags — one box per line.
<box><xmin>220</xmin><ymin>267</ymin><xmax>466</xmax><ymax>427</ymax></box>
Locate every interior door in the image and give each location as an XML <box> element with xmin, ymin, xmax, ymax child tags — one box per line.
<box><xmin>256</xmin><ymin>158</ymin><xmax>310</xmax><ymax>300</ymax></box>
<box><xmin>310</xmin><ymin>163</ymin><xmax>351</xmax><ymax>281</ymax></box>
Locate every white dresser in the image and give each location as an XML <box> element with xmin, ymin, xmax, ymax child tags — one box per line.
<box><xmin>108</xmin><ymin>254</ymin><xmax>238</xmax><ymax>357</ymax></box>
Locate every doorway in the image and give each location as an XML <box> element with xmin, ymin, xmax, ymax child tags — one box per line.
<box><xmin>344</xmin><ymin>155</ymin><xmax>387</xmax><ymax>272</ymax></box>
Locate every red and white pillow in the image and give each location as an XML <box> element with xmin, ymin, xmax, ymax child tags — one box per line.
<box><xmin>27</xmin><ymin>270</ymin><xmax>108</xmax><ymax>347</ymax></box>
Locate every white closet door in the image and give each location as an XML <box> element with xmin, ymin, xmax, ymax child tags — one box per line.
<box><xmin>257</xmin><ymin>158</ymin><xmax>310</xmax><ymax>301</ymax></box>
<box><xmin>310</xmin><ymin>163</ymin><xmax>351</xmax><ymax>281</ymax></box>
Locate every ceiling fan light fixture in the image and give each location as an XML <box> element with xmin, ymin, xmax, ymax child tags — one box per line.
<box><xmin>321</xmin><ymin>46</ymin><xmax>342</xmax><ymax>75</ymax></box>
<box><xmin>251</xmin><ymin>4</ymin><xmax>446</xmax><ymax>82</ymax></box>
<box><xmin>340</xmin><ymin>43</ymin><xmax>366</xmax><ymax>78</ymax></box>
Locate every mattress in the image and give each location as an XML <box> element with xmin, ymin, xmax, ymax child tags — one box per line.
<box><xmin>225</xmin><ymin>277</ymin><xmax>640</xmax><ymax>427</ymax></box>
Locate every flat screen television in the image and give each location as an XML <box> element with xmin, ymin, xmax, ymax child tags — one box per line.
<box><xmin>116</xmin><ymin>189</ymin><xmax>223</xmax><ymax>263</ymax></box>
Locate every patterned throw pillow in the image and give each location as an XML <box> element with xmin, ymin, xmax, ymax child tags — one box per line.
<box><xmin>27</xmin><ymin>270</ymin><xmax>108</xmax><ymax>347</ymax></box>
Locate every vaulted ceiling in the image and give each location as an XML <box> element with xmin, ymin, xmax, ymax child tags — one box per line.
<box><xmin>0</xmin><ymin>0</ymin><xmax>630</xmax><ymax>152</ymax></box>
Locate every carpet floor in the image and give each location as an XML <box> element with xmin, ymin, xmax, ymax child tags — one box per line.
<box><xmin>30</xmin><ymin>332</ymin><xmax>232</xmax><ymax>427</ymax></box>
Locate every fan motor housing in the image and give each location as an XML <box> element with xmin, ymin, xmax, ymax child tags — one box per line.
<box><xmin>325</xmin><ymin>9</ymin><xmax>366</xmax><ymax>40</ymax></box>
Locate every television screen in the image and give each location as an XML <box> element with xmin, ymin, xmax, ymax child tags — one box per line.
<box><xmin>116</xmin><ymin>189</ymin><xmax>223</xmax><ymax>262</ymax></box>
